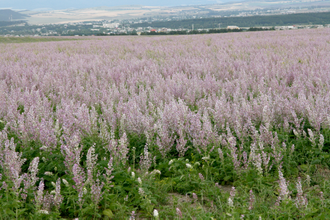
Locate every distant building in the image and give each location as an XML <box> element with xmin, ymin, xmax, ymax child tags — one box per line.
<box><xmin>150</xmin><ymin>29</ymin><xmax>157</xmax><ymax>32</ymax></box>
<box><xmin>160</xmin><ymin>28</ymin><xmax>168</xmax><ymax>32</ymax></box>
<box><xmin>227</xmin><ymin>26</ymin><xmax>240</xmax><ymax>30</ymax></box>
<box><xmin>103</xmin><ymin>23</ymin><xmax>120</xmax><ymax>28</ymax></box>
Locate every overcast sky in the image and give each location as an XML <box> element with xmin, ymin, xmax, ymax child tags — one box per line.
<box><xmin>0</xmin><ymin>0</ymin><xmax>236</xmax><ymax>10</ymax></box>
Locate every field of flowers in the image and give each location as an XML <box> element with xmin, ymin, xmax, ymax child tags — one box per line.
<box><xmin>0</xmin><ymin>29</ymin><xmax>330</xmax><ymax>219</ymax></box>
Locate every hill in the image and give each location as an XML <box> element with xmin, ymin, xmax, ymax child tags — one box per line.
<box><xmin>130</xmin><ymin>11</ymin><xmax>330</xmax><ymax>29</ymax></box>
<box><xmin>0</xmin><ymin>9</ymin><xmax>29</xmax><ymax>21</ymax></box>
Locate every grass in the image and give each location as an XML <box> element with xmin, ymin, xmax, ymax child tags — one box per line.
<box><xmin>0</xmin><ymin>36</ymin><xmax>82</xmax><ymax>44</ymax></box>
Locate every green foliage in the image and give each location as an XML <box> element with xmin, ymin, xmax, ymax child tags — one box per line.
<box><xmin>1</xmin><ymin>122</ymin><xmax>330</xmax><ymax>219</ymax></box>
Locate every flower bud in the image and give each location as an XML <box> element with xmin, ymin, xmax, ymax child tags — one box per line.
<box><xmin>153</xmin><ymin>209</ymin><xmax>159</xmax><ymax>219</ymax></box>
<box><xmin>44</xmin><ymin>171</ymin><xmax>53</xmax><ymax>176</ymax></box>
<box><xmin>62</xmin><ymin>179</ymin><xmax>69</xmax><ymax>187</ymax></box>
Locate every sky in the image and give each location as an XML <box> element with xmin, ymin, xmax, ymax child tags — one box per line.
<box><xmin>0</xmin><ymin>0</ymin><xmax>234</xmax><ymax>10</ymax></box>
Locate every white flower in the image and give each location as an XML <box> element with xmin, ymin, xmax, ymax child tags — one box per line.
<box><xmin>62</xmin><ymin>179</ymin><xmax>69</xmax><ymax>187</ymax></box>
<box><xmin>137</xmin><ymin>177</ymin><xmax>142</xmax><ymax>185</ymax></box>
<box><xmin>306</xmin><ymin>175</ymin><xmax>311</xmax><ymax>187</ymax></box>
<box><xmin>202</xmin><ymin>155</ymin><xmax>210</xmax><ymax>161</ymax></box>
<box><xmin>51</xmin><ymin>182</ymin><xmax>56</xmax><ymax>187</ymax></box>
<box><xmin>138</xmin><ymin>187</ymin><xmax>144</xmax><ymax>196</ymax></box>
<box><xmin>40</xmin><ymin>145</ymin><xmax>48</xmax><ymax>150</ymax></box>
<box><xmin>131</xmin><ymin>172</ymin><xmax>135</xmax><ymax>178</ymax></box>
<box><xmin>153</xmin><ymin>209</ymin><xmax>159</xmax><ymax>219</ymax></box>
<box><xmin>50</xmin><ymin>190</ymin><xmax>56</xmax><ymax>195</ymax></box>
<box><xmin>293</xmin><ymin>129</ymin><xmax>300</xmax><ymax>138</ymax></box>
<box><xmin>194</xmin><ymin>162</ymin><xmax>200</xmax><ymax>166</ymax></box>
<box><xmin>37</xmin><ymin>210</ymin><xmax>49</xmax><ymax>215</ymax></box>
<box><xmin>228</xmin><ymin>198</ymin><xmax>234</xmax><ymax>207</ymax></box>
<box><xmin>83</xmin><ymin>187</ymin><xmax>87</xmax><ymax>194</ymax></box>
<box><xmin>150</xmin><ymin>169</ymin><xmax>161</xmax><ymax>175</ymax></box>
<box><xmin>169</xmin><ymin>159</ymin><xmax>174</xmax><ymax>165</ymax></box>
<box><xmin>44</xmin><ymin>171</ymin><xmax>53</xmax><ymax>176</ymax></box>
<box><xmin>186</xmin><ymin>163</ymin><xmax>192</xmax><ymax>169</ymax></box>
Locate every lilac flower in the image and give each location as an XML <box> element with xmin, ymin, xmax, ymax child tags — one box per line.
<box><xmin>253</xmin><ymin>153</ymin><xmax>263</xmax><ymax>175</ymax></box>
<box><xmin>60</xmin><ymin>134</ymin><xmax>82</xmax><ymax>174</ymax></box>
<box><xmin>249</xmin><ymin>190</ymin><xmax>254</xmax><ymax>210</ymax></box>
<box><xmin>192</xmin><ymin>193</ymin><xmax>198</xmax><ymax>201</ymax></box>
<box><xmin>198</xmin><ymin>173</ymin><xmax>205</xmax><ymax>181</ymax></box>
<box><xmin>23</xmin><ymin>157</ymin><xmax>39</xmax><ymax>191</ymax></box>
<box><xmin>118</xmin><ymin>132</ymin><xmax>129</xmax><ymax>164</ymax></box>
<box><xmin>230</xmin><ymin>187</ymin><xmax>236</xmax><ymax>198</ymax></box>
<box><xmin>218</xmin><ymin>148</ymin><xmax>224</xmax><ymax>161</ymax></box>
<box><xmin>35</xmin><ymin>178</ymin><xmax>45</xmax><ymax>210</ymax></box>
<box><xmin>1</xmin><ymin>138</ymin><xmax>26</xmax><ymax>194</ymax></box>
<box><xmin>318</xmin><ymin>134</ymin><xmax>324</xmax><ymax>151</ymax></box>
<box><xmin>104</xmin><ymin>157</ymin><xmax>114</xmax><ymax>186</ymax></box>
<box><xmin>53</xmin><ymin>178</ymin><xmax>63</xmax><ymax>210</ymax></box>
<box><xmin>176</xmin><ymin>208</ymin><xmax>183</xmax><ymax>218</ymax></box>
<box><xmin>290</xmin><ymin>144</ymin><xmax>295</xmax><ymax>155</ymax></box>
<box><xmin>91</xmin><ymin>179</ymin><xmax>104</xmax><ymax>205</ymax></box>
<box><xmin>308</xmin><ymin>129</ymin><xmax>316</xmax><ymax>147</ymax></box>
<box><xmin>278</xmin><ymin>170</ymin><xmax>290</xmax><ymax>203</ymax></box>
<box><xmin>295</xmin><ymin>177</ymin><xmax>307</xmax><ymax>208</ymax></box>
<box><xmin>86</xmin><ymin>145</ymin><xmax>98</xmax><ymax>184</ymax></box>
<box><xmin>176</xmin><ymin>124</ymin><xmax>189</xmax><ymax>157</ymax></box>
<box><xmin>72</xmin><ymin>164</ymin><xmax>86</xmax><ymax>203</ymax></box>
<box><xmin>129</xmin><ymin>211</ymin><xmax>136</xmax><ymax>220</ymax></box>
<box><xmin>140</xmin><ymin>143</ymin><xmax>152</xmax><ymax>172</ymax></box>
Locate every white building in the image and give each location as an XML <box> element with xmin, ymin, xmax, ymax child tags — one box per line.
<box><xmin>103</xmin><ymin>23</ymin><xmax>120</xmax><ymax>28</ymax></box>
<box><xmin>227</xmin><ymin>26</ymin><xmax>240</xmax><ymax>30</ymax></box>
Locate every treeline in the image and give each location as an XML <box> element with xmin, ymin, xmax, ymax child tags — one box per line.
<box><xmin>141</xmin><ymin>29</ymin><xmax>243</xmax><ymax>35</ymax></box>
<box><xmin>130</xmin><ymin>11</ymin><xmax>330</xmax><ymax>29</ymax></box>
<box><xmin>0</xmin><ymin>21</ymin><xmax>27</xmax><ymax>27</ymax></box>
<box><xmin>92</xmin><ymin>27</ymin><xmax>274</xmax><ymax>37</ymax></box>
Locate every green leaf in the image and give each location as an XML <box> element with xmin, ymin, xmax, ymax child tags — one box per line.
<box><xmin>103</xmin><ymin>209</ymin><xmax>114</xmax><ymax>218</ymax></box>
<box><xmin>224</xmin><ymin>176</ymin><xmax>231</xmax><ymax>181</ymax></box>
<box><xmin>311</xmin><ymin>159</ymin><xmax>321</xmax><ymax>165</ymax></box>
<box><xmin>299</xmin><ymin>164</ymin><xmax>308</xmax><ymax>171</ymax></box>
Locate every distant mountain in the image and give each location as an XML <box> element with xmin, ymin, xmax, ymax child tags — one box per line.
<box><xmin>0</xmin><ymin>9</ymin><xmax>29</xmax><ymax>21</ymax></box>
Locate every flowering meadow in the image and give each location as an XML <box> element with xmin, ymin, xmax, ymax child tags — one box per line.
<box><xmin>1</xmin><ymin>29</ymin><xmax>330</xmax><ymax>219</ymax></box>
